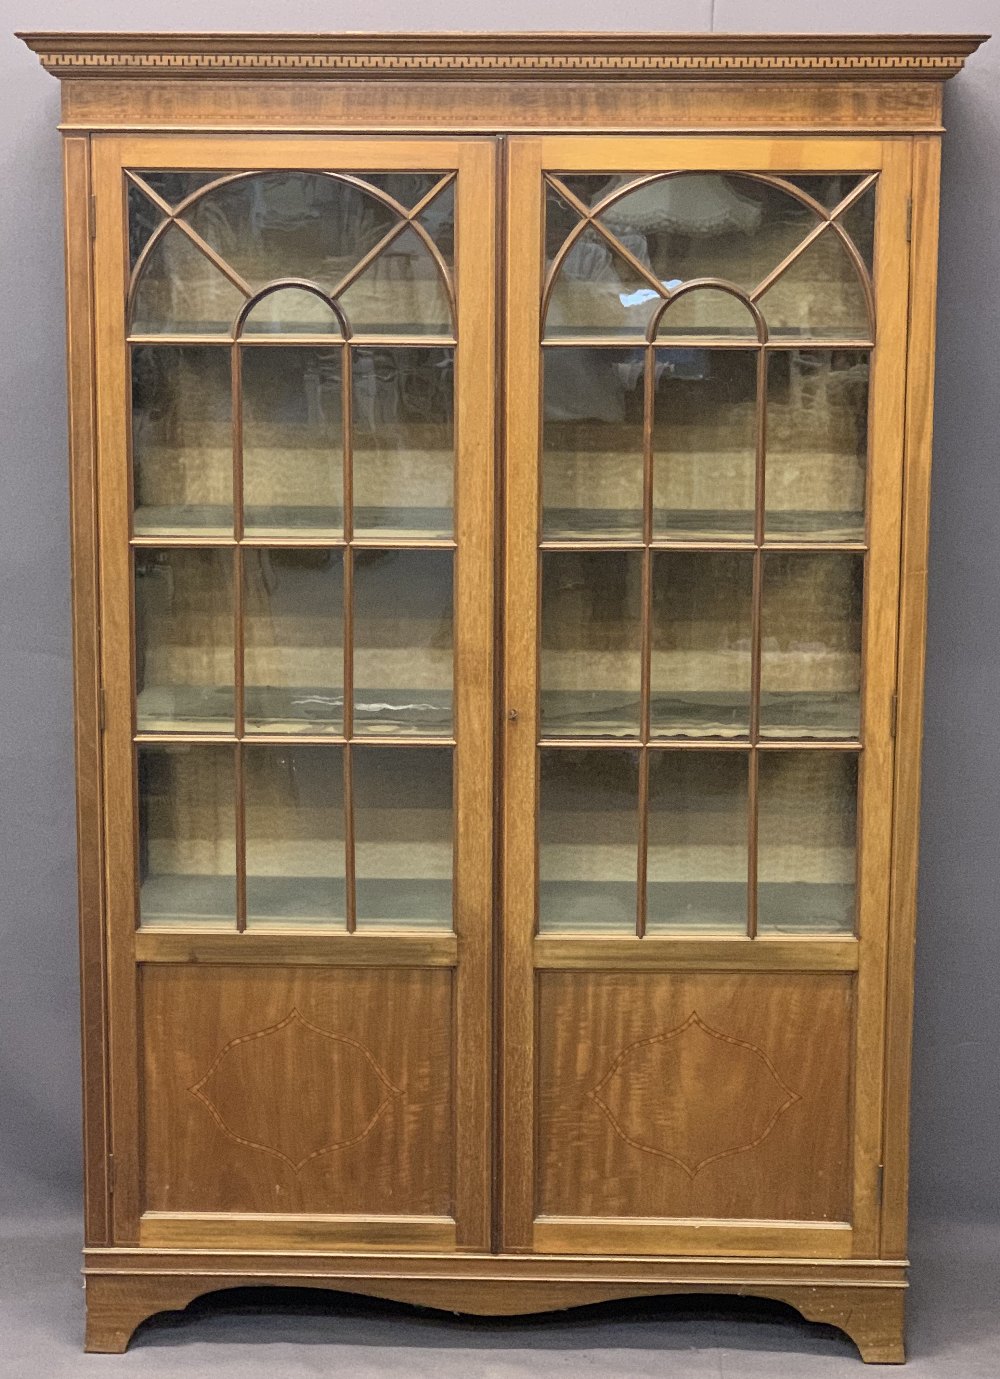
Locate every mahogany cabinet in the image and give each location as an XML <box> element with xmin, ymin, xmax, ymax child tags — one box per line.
<box><xmin>20</xmin><ymin>30</ymin><xmax>984</xmax><ymax>1361</ymax></box>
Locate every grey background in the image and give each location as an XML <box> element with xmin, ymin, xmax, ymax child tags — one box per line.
<box><xmin>1</xmin><ymin>2</ymin><xmax>998</xmax><ymax>1367</ymax></box>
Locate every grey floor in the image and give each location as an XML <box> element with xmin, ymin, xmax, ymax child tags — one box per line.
<box><xmin>2</xmin><ymin>1216</ymin><xmax>998</xmax><ymax>1377</ymax></box>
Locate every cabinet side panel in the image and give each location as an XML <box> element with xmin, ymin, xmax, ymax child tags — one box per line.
<box><xmin>64</xmin><ymin>132</ymin><xmax>110</xmax><ymax>1246</ymax></box>
<box><xmin>882</xmin><ymin>135</ymin><xmax>943</xmax><ymax>1259</ymax></box>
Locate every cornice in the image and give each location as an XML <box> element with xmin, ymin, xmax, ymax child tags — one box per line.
<box><xmin>17</xmin><ymin>32</ymin><xmax>988</xmax><ymax>82</ymax></box>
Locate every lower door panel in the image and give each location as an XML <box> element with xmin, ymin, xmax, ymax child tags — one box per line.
<box><xmin>533</xmin><ymin>969</ymin><xmax>853</xmax><ymax>1255</ymax></box>
<box><xmin>139</xmin><ymin>964</ymin><xmax>457</xmax><ymax>1250</ymax></box>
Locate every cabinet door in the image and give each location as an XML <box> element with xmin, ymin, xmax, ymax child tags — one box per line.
<box><xmin>502</xmin><ymin>136</ymin><xmax>910</xmax><ymax>1258</ymax></box>
<box><xmin>93</xmin><ymin>136</ymin><xmax>494</xmax><ymax>1251</ymax></box>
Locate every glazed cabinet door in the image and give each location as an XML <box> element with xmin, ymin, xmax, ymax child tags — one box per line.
<box><xmin>502</xmin><ymin>136</ymin><xmax>911</xmax><ymax>1257</ymax></box>
<box><xmin>92</xmin><ymin>136</ymin><xmax>494</xmax><ymax>1251</ymax></box>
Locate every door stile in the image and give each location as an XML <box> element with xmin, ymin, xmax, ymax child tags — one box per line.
<box><xmin>501</xmin><ymin>137</ymin><xmax>544</xmax><ymax>1251</ymax></box>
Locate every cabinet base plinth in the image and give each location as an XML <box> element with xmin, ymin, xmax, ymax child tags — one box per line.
<box><xmin>83</xmin><ymin>1251</ymin><xmax>906</xmax><ymax>1362</ymax></box>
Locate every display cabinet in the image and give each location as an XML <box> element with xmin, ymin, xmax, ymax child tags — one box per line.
<box><xmin>21</xmin><ymin>30</ymin><xmax>984</xmax><ymax>1362</ymax></box>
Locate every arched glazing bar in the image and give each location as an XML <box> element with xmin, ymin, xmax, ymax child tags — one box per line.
<box><xmin>126</xmin><ymin>168</ymin><xmax>457</xmax><ymax>338</ymax></box>
<box><xmin>542</xmin><ymin>170</ymin><xmax>876</xmax><ymax>343</ymax></box>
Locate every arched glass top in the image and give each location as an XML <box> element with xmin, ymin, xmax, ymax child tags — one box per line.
<box><xmin>543</xmin><ymin>171</ymin><xmax>875</xmax><ymax>343</ymax></box>
<box><xmin>127</xmin><ymin>169</ymin><xmax>456</xmax><ymax>339</ymax></box>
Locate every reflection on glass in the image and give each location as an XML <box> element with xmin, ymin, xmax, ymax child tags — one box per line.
<box><xmin>128</xmin><ymin>180</ymin><xmax>162</xmax><ymax>269</ymax></box>
<box><xmin>647</xmin><ymin>751</ymin><xmax>748</xmax><ymax>932</ymax></box>
<box><xmin>838</xmin><ymin>183</ymin><xmax>876</xmax><ymax>273</ymax></box>
<box><xmin>542</xmin><ymin>347</ymin><xmax>643</xmax><ymax>540</ymax></box>
<box><xmin>243</xmin><ymin>549</ymin><xmax>343</xmax><ymax>734</ymax></box>
<box><xmin>183</xmin><ymin>172</ymin><xmax>399</xmax><ymax>289</ymax></box>
<box><xmin>244</xmin><ymin>745</ymin><xmax>345</xmax><ymax>927</ymax></box>
<box><xmin>363</xmin><ymin>172</ymin><xmax>445</xmax><ymax>211</ymax></box>
<box><xmin>135</xmin><ymin>549</ymin><xmax>234</xmax><ymax>732</ymax></box>
<box><xmin>545</xmin><ymin>227</ymin><xmax>661</xmax><ymax>340</ymax></box>
<box><xmin>758</xmin><ymin>751</ymin><xmax>858</xmax><ymax>933</ymax></box>
<box><xmin>353</xmin><ymin>747</ymin><xmax>452</xmax><ymax>928</ymax></box>
<box><xmin>240</xmin><ymin>289</ymin><xmax>344</xmax><ymax>337</ymax></box>
<box><xmin>353</xmin><ymin>550</ymin><xmax>453</xmax><ymax>737</ymax></box>
<box><xmin>352</xmin><ymin>348</ymin><xmax>453</xmax><ymax>538</ymax></box>
<box><xmin>654</xmin><ymin>288</ymin><xmax>759</xmax><ymax>340</ymax></box>
<box><xmin>653</xmin><ymin>349</ymin><xmax>757</xmax><ymax>539</ymax></box>
<box><xmin>596</xmin><ymin>174</ymin><xmax>816</xmax><ymax>293</ymax></box>
<box><xmin>416</xmin><ymin>181</ymin><xmax>455</xmax><ymax>271</ymax></box>
<box><xmin>650</xmin><ymin>552</ymin><xmax>753</xmax><ymax>739</ymax></box>
<box><xmin>766</xmin><ymin>351</ymin><xmax>869</xmax><ymax>542</ymax></box>
<box><xmin>756</xmin><ymin>228</ymin><xmax>870</xmax><ymax>339</ymax></box>
<box><xmin>242</xmin><ymin>348</ymin><xmax>343</xmax><ymax>536</ymax></box>
<box><xmin>132</xmin><ymin>346</ymin><xmax>233</xmax><ymax>535</ymax></box>
<box><xmin>340</xmin><ymin>226</ymin><xmax>453</xmax><ymax>336</ymax></box>
<box><xmin>784</xmin><ymin>175</ymin><xmax>866</xmax><ymax>209</ymax></box>
<box><xmin>539</xmin><ymin>749</ymin><xmax>639</xmax><ymax>932</ymax></box>
<box><xmin>137</xmin><ymin>744</ymin><xmax>235</xmax><ymax>927</ymax></box>
<box><xmin>135</xmin><ymin>170</ymin><xmax>223</xmax><ymax>208</ymax></box>
<box><xmin>760</xmin><ymin>553</ymin><xmax>863</xmax><ymax>739</ymax></box>
<box><xmin>541</xmin><ymin>551</ymin><xmax>642</xmax><ymax>739</ymax></box>
<box><xmin>131</xmin><ymin>223</ymin><xmax>246</xmax><ymax>336</ymax></box>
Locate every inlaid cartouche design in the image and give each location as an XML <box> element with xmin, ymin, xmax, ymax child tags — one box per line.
<box><xmin>590</xmin><ymin>1012</ymin><xmax>800</xmax><ymax>1177</ymax></box>
<box><xmin>190</xmin><ymin>1008</ymin><xmax>402</xmax><ymax>1171</ymax></box>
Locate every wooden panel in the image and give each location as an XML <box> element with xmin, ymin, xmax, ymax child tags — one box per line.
<box><xmin>135</xmin><ymin>930</ymin><xmax>458</xmax><ymax>966</ymax></box>
<box><xmin>536</xmin><ymin>972</ymin><xmax>853</xmax><ymax>1226</ymax></box>
<box><xmin>141</xmin><ymin>965</ymin><xmax>453</xmax><ymax>1221</ymax></box>
<box><xmin>59</xmin><ymin>79</ymin><xmax>944</xmax><ymax>135</ymax></box>
<box><xmin>534</xmin><ymin>1218</ymin><xmax>851</xmax><ymax>1258</ymax></box>
<box><xmin>535</xmin><ymin>935</ymin><xmax>859</xmax><ymax>972</ymax></box>
<box><xmin>139</xmin><ymin>1212</ymin><xmax>456</xmax><ymax>1251</ymax></box>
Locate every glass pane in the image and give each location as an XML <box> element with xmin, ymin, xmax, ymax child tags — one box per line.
<box><xmin>784</xmin><ymin>174</ymin><xmax>865</xmax><ymax>210</ymax></box>
<box><xmin>653</xmin><ymin>348</ymin><xmax>757</xmax><ymax>540</ymax></box>
<box><xmin>542</xmin><ymin>347</ymin><xmax>643</xmax><ymax>540</ymax></box>
<box><xmin>539</xmin><ymin>749</ymin><xmax>639</xmax><ymax>932</ymax></box>
<box><xmin>760</xmin><ymin>553</ymin><xmax>863</xmax><ymax>739</ymax></box>
<box><xmin>131</xmin><ymin>223</ymin><xmax>246</xmax><ymax>336</ymax></box>
<box><xmin>132</xmin><ymin>346</ymin><xmax>232</xmax><ymax>536</ymax></box>
<box><xmin>243</xmin><ymin>549</ymin><xmax>343</xmax><ymax>735</ymax></box>
<box><xmin>353</xmin><ymin>746</ymin><xmax>453</xmax><ymax>929</ymax></box>
<box><xmin>136</xmin><ymin>170</ymin><xmax>223</xmax><ymax>208</ymax></box>
<box><xmin>597</xmin><ymin>174</ymin><xmax>819</xmax><ymax>294</ymax></box>
<box><xmin>654</xmin><ymin>288</ymin><xmax>759</xmax><ymax>340</ymax></box>
<box><xmin>545</xmin><ymin>227</ymin><xmax>663</xmax><ymax>341</ymax></box>
<box><xmin>541</xmin><ymin>551</ymin><xmax>642</xmax><ymax>739</ymax></box>
<box><xmin>353</xmin><ymin>550</ymin><xmax>453</xmax><ymax>737</ymax></box>
<box><xmin>758</xmin><ymin>751</ymin><xmax>858</xmax><ymax>933</ymax></box>
<box><xmin>135</xmin><ymin>549</ymin><xmax>234</xmax><ymax>732</ymax></box>
<box><xmin>363</xmin><ymin>172</ymin><xmax>445</xmax><ymax>211</ymax></box>
<box><xmin>183</xmin><ymin>172</ymin><xmax>399</xmax><ymax>290</ymax></box>
<box><xmin>756</xmin><ymin>229</ymin><xmax>871</xmax><ymax>340</ymax></box>
<box><xmin>417</xmin><ymin>180</ymin><xmax>455</xmax><ymax>270</ymax></box>
<box><xmin>242</xmin><ymin>347</ymin><xmax>344</xmax><ymax>537</ymax></box>
<box><xmin>352</xmin><ymin>348</ymin><xmax>453</xmax><ymax>539</ymax></box>
<box><xmin>240</xmin><ymin>289</ymin><xmax>344</xmax><ymax>337</ymax></box>
<box><xmin>838</xmin><ymin>182</ymin><xmax>876</xmax><ymax>274</ymax></box>
<box><xmin>138</xmin><ymin>744</ymin><xmax>235</xmax><ymax>927</ymax></box>
<box><xmin>647</xmin><ymin>751</ymin><xmax>748</xmax><ymax>932</ymax></box>
<box><xmin>128</xmin><ymin>179</ymin><xmax>163</xmax><ymax>269</ymax></box>
<box><xmin>766</xmin><ymin>350</ymin><xmax>869</xmax><ymax>542</ymax></box>
<box><xmin>650</xmin><ymin>552</ymin><xmax>754</xmax><ymax>739</ymax></box>
<box><xmin>245</xmin><ymin>744</ymin><xmax>345</xmax><ymax>927</ymax></box>
<box><xmin>339</xmin><ymin>226</ymin><xmax>452</xmax><ymax>336</ymax></box>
